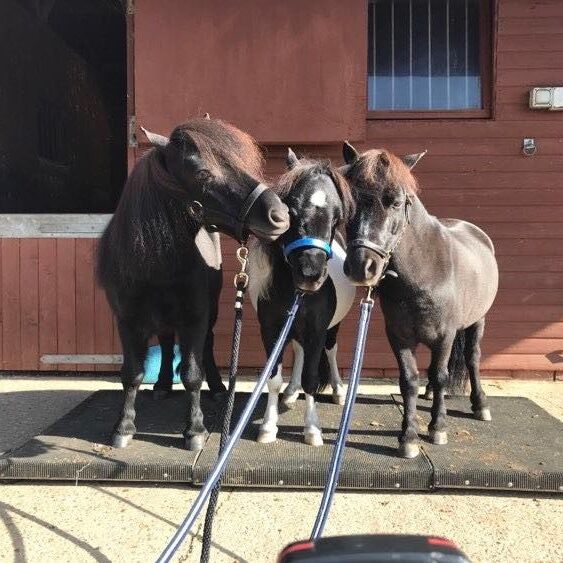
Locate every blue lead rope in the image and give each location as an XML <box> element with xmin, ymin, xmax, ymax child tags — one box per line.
<box><xmin>283</xmin><ymin>237</ymin><xmax>333</xmax><ymax>259</ymax></box>
<box><xmin>310</xmin><ymin>292</ymin><xmax>375</xmax><ymax>539</ymax></box>
<box><xmin>156</xmin><ymin>292</ymin><xmax>303</xmax><ymax>563</ymax></box>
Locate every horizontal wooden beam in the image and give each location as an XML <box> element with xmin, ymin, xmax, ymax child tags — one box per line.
<box><xmin>0</xmin><ymin>215</ymin><xmax>112</xmax><ymax>238</ymax></box>
<box><xmin>41</xmin><ymin>354</ymin><xmax>122</xmax><ymax>364</ymax></box>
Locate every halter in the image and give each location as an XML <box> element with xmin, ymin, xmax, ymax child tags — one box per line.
<box><xmin>347</xmin><ymin>190</ymin><xmax>412</xmax><ymax>273</ymax></box>
<box><xmin>187</xmin><ymin>182</ymin><xmax>269</xmax><ymax>242</ymax></box>
<box><xmin>282</xmin><ymin>237</ymin><xmax>333</xmax><ymax>260</ymax></box>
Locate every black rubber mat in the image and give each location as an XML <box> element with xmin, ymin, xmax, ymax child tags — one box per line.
<box><xmin>194</xmin><ymin>394</ymin><xmax>433</xmax><ymax>490</ymax></box>
<box><xmin>0</xmin><ymin>390</ymin><xmax>219</xmax><ymax>482</ymax></box>
<box><xmin>1</xmin><ymin>391</ymin><xmax>561</xmax><ymax>492</ymax></box>
<box><xmin>393</xmin><ymin>394</ymin><xmax>563</xmax><ymax>492</ymax></box>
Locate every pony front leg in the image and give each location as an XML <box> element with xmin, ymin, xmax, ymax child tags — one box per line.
<box><xmin>465</xmin><ymin>319</ymin><xmax>491</xmax><ymax>421</ymax></box>
<box><xmin>304</xmin><ymin>394</ymin><xmax>323</xmax><ymax>446</ymax></box>
<box><xmin>112</xmin><ymin>322</ymin><xmax>148</xmax><ymax>448</ymax></box>
<box><xmin>392</xmin><ymin>343</ymin><xmax>420</xmax><ymax>458</ymax></box>
<box><xmin>178</xmin><ymin>321</ymin><xmax>208</xmax><ymax>451</ymax></box>
<box><xmin>326</xmin><ymin>327</ymin><xmax>345</xmax><ymax>405</ymax></box>
<box><xmin>302</xmin><ymin>338</ymin><xmax>325</xmax><ymax>446</ymax></box>
<box><xmin>282</xmin><ymin>340</ymin><xmax>303</xmax><ymax>408</ymax></box>
<box><xmin>257</xmin><ymin>364</ymin><xmax>283</xmax><ymax>443</ymax></box>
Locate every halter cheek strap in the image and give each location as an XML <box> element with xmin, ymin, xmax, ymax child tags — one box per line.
<box><xmin>283</xmin><ymin>237</ymin><xmax>333</xmax><ymax>260</ymax></box>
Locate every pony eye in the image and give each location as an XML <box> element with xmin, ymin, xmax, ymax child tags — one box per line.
<box><xmin>392</xmin><ymin>199</ymin><xmax>403</xmax><ymax>209</ymax></box>
<box><xmin>196</xmin><ymin>169</ymin><xmax>212</xmax><ymax>182</ymax></box>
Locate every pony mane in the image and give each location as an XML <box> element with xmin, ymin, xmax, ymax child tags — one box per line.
<box><xmin>348</xmin><ymin>149</ymin><xmax>419</xmax><ymax>195</ymax></box>
<box><xmin>170</xmin><ymin>118</ymin><xmax>264</xmax><ymax>180</ymax></box>
<box><xmin>97</xmin><ymin>150</ymin><xmax>198</xmax><ymax>285</ymax></box>
<box><xmin>276</xmin><ymin>158</ymin><xmax>355</xmax><ymax>223</ymax></box>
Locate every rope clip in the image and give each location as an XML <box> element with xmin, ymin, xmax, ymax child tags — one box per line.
<box><xmin>234</xmin><ymin>245</ymin><xmax>249</xmax><ymax>288</ymax></box>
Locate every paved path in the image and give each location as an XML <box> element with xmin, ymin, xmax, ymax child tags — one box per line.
<box><xmin>1</xmin><ymin>376</ymin><xmax>562</xmax><ymax>562</ymax></box>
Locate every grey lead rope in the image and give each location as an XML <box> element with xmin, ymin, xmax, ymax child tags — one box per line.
<box><xmin>156</xmin><ymin>292</ymin><xmax>303</xmax><ymax>563</ymax></box>
<box><xmin>310</xmin><ymin>292</ymin><xmax>375</xmax><ymax>540</ymax></box>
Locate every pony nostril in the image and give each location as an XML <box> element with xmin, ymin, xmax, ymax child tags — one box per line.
<box><xmin>364</xmin><ymin>258</ymin><xmax>376</xmax><ymax>280</ymax></box>
<box><xmin>268</xmin><ymin>206</ymin><xmax>289</xmax><ymax>227</ymax></box>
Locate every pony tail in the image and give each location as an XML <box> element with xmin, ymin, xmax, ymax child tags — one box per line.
<box><xmin>446</xmin><ymin>330</ymin><xmax>468</xmax><ymax>394</ymax></box>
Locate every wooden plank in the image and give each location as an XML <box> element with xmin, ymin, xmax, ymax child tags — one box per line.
<box><xmin>498</xmin><ymin>34</ymin><xmax>563</xmax><ymax>52</ymax></box>
<box><xmin>75</xmin><ymin>239</ymin><xmax>96</xmax><ymax>371</ymax></box>
<box><xmin>499</xmin><ymin>273</ymin><xmax>563</xmax><ymax>289</ymax></box>
<box><xmin>497</xmin><ymin>50</ymin><xmax>563</xmax><ymax>70</ymax></box>
<box><xmin>1</xmin><ymin>239</ymin><xmax>21</xmax><ymax>370</ymax></box>
<box><xmin>473</xmin><ymin>223</ymin><xmax>563</xmax><ymax>239</ymax></box>
<box><xmin>19</xmin><ymin>239</ymin><xmax>39</xmax><ymax>370</ymax></box>
<box><xmin>499</xmin><ymin>17</ymin><xmax>563</xmax><ymax>36</ymax></box>
<box><xmin>493</xmin><ymin>240</ymin><xmax>563</xmax><ymax>256</ymax></box>
<box><xmin>499</xmin><ymin>1</ymin><xmax>563</xmax><ymax>19</ymax></box>
<box><xmin>56</xmin><ymin>239</ymin><xmax>76</xmax><ymax>372</ymax></box>
<box><xmin>38</xmin><ymin>239</ymin><xmax>57</xmax><ymax>371</ymax></box>
<box><xmin>0</xmin><ymin>242</ymin><xmax>2</xmax><ymax>369</ymax></box>
<box><xmin>0</xmin><ymin>215</ymin><xmax>111</xmax><ymax>238</ymax></box>
<box><xmin>494</xmin><ymin>289</ymin><xmax>563</xmax><ymax>306</ymax></box>
<box><xmin>93</xmin><ymin>240</ymin><xmax>118</xmax><ymax>372</ymax></box>
<box><xmin>485</xmin><ymin>322</ymin><xmax>563</xmax><ymax>340</ymax></box>
<box><xmin>497</xmin><ymin>256</ymin><xmax>563</xmax><ymax>273</ymax></box>
<box><xmin>425</xmin><ymin>206</ymin><xmax>563</xmax><ymax>223</ymax></box>
<box><xmin>413</xmin><ymin>156</ymin><xmax>563</xmax><ymax>173</ymax></box>
<box><xmin>488</xmin><ymin>305</ymin><xmax>563</xmax><ymax>322</ymax></box>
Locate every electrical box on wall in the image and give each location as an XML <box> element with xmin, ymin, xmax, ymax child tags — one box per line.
<box><xmin>529</xmin><ymin>87</ymin><xmax>563</xmax><ymax>110</ymax></box>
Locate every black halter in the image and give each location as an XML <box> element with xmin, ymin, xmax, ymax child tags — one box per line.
<box><xmin>187</xmin><ymin>183</ymin><xmax>269</xmax><ymax>242</ymax></box>
<box><xmin>347</xmin><ymin>191</ymin><xmax>412</xmax><ymax>267</ymax></box>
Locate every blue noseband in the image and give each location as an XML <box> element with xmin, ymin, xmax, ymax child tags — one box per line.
<box><xmin>283</xmin><ymin>237</ymin><xmax>333</xmax><ymax>260</ymax></box>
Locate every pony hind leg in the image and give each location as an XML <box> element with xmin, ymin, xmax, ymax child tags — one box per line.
<box><xmin>257</xmin><ymin>363</ymin><xmax>283</xmax><ymax>443</ymax></box>
<box><xmin>178</xmin><ymin>318</ymin><xmax>209</xmax><ymax>451</ymax></box>
<box><xmin>282</xmin><ymin>339</ymin><xmax>304</xmax><ymax>409</ymax></box>
<box><xmin>325</xmin><ymin>325</ymin><xmax>345</xmax><ymax>405</ymax></box>
<box><xmin>427</xmin><ymin>333</ymin><xmax>457</xmax><ymax>446</ymax></box>
<box><xmin>153</xmin><ymin>332</ymin><xmax>175</xmax><ymax>400</ymax></box>
<box><xmin>391</xmin><ymin>341</ymin><xmax>420</xmax><ymax>458</ymax></box>
<box><xmin>203</xmin><ymin>325</ymin><xmax>227</xmax><ymax>397</ymax></box>
<box><xmin>113</xmin><ymin>321</ymin><xmax>148</xmax><ymax>448</ymax></box>
<box><xmin>465</xmin><ymin>318</ymin><xmax>491</xmax><ymax>421</ymax></box>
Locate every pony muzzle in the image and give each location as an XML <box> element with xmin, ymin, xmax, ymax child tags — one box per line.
<box><xmin>343</xmin><ymin>248</ymin><xmax>386</xmax><ymax>287</ymax></box>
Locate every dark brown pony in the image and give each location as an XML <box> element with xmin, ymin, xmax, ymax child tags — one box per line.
<box><xmin>342</xmin><ymin>142</ymin><xmax>498</xmax><ymax>459</ymax></box>
<box><xmin>97</xmin><ymin>117</ymin><xmax>289</xmax><ymax>450</ymax></box>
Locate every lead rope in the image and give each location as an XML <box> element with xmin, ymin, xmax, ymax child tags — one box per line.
<box><xmin>156</xmin><ymin>292</ymin><xmax>303</xmax><ymax>563</ymax></box>
<box><xmin>310</xmin><ymin>286</ymin><xmax>375</xmax><ymax>539</ymax></box>
<box><xmin>200</xmin><ymin>246</ymin><xmax>249</xmax><ymax>563</ymax></box>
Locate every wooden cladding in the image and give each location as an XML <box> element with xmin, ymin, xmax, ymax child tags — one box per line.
<box><xmin>133</xmin><ymin>0</ymin><xmax>367</xmax><ymax>143</ymax></box>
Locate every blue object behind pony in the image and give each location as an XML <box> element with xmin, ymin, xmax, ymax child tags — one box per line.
<box><xmin>143</xmin><ymin>345</ymin><xmax>182</xmax><ymax>384</ymax></box>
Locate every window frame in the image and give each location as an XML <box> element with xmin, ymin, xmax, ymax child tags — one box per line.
<box><xmin>366</xmin><ymin>0</ymin><xmax>493</xmax><ymax>120</ymax></box>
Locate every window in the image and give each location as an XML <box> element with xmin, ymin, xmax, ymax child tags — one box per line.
<box><xmin>368</xmin><ymin>0</ymin><xmax>490</xmax><ymax>115</ymax></box>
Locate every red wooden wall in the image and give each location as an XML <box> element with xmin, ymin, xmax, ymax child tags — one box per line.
<box><xmin>1</xmin><ymin>0</ymin><xmax>562</xmax><ymax>379</ymax></box>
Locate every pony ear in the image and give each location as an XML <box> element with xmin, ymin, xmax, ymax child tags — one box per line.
<box><xmin>203</xmin><ymin>112</ymin><xmax>211</xmax><ymax>119</ymax></box>
<box><xmin>403</xmin><ymin>150</ymin><xmax>427</xmax><ymax>169</ymax></box>
<box><xmin>342</xmin><ymin>141</ymin><xmax>359</xmax><ymax>165</ymax></box>
<box><xmin>286</xmin><ymin>147</ymin><xmax>299</xmax><ymax>169</ymax></box>
<box><xmin>140</xmin><ymin>126</ymin><xmax>169</xmax><ymax>148</ymax></box>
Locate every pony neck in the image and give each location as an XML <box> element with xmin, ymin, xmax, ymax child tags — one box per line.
<box><xmin>388</xmin><ymin>195</ymin><xmax>436</xmax><ymax>280</ymax></box>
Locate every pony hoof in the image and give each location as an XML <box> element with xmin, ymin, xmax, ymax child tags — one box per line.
<box><xmin>112</xmin><ymin>434</ymin><xmax>133</xmax><ymax>449</ymax></box>
<box><xmin>422</xmin><ymin>390</ymin><xmax>433</xmax><ymax>400</ymax></box>
<box><xmin>282</xmin><ymin>391</ymin><xmax>299</xmax><ymax>409</ymax></box>
<box><xmin>257</xmin><ymin>429</ymin><xmax>278</xmax><ymax>444</ymax></box>
<box><xmin>474</xmin><ymin>408</ymin><xmax>492</xmax><ymax>421</ymax></box>
<box><xmin>398</xmin><ymin>442</ymin><xmax>420</xmax><ymax>459</ymax></box>
<box><xmin>185</xmin><ymin>433</ymin><xmax>208</xmax><ymax>451</ymax></box>
<box><xmin>153</xmin><ymin>388</ymin><xmax>172</xmax><ymax>400</ymax></box>
<box><xmin>332</xmin><ymin>390</ymin><xmax>346</xmax><ymax>406</ymax></box>
<box><xmin>304</xmin><ymin>432</ymin><xmax>324</xmax><ymax>447</ymax></box>
<box><xmin>429</xmin><ymin>430</ymin><xmax>448</xmax><ymax>445</ymax></box>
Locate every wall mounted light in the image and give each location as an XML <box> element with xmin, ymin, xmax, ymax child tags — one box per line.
<box><xmin>529</xmin><ymin>87</ymin><xmax>563</xmax><ymax>110</ymax></box>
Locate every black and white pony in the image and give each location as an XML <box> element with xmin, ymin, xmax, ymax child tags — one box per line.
<box><xmin>248</xmin><ymin>149</ymin><xmax>356</xmax><ymax>446</ymax></box>
<box><xmin>342</xmin><ymin>142</ymin><xmax>498</xmax><ymax>458</ymax></box>
<box><xmin>97</xmin><ymin>117</ymin><xmax>289</xmax><ymax>450</ymax></box>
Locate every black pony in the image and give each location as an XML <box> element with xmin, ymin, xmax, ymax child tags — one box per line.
<box><xmin>248</xmin><ymin>149</ymin><xmax>355</xmax><ymax>446</ymax></box>
<box><xmin>342</xmin><ymin>143</ymin><xmax>498</xmax><ymax>458</ymax></box>
<box><xmin>97</xmin><ymin>117</ymin><xmax>289</xmax><ymax>450</ymax></box>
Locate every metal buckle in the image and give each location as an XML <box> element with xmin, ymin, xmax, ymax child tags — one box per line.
<box><xmin>234</xmin><ymin>245</ymin><xmax>249</xmax><ymax>288</ymax></box>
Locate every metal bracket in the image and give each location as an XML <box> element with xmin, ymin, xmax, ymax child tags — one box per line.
<box><xmin>128</xmin><ymin>115</ymin><xmax>138</xmax><ymax>148</ymax></box>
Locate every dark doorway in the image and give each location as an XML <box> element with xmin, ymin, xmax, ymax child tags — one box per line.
<box><xmin>0</xmin><ymin>0</ymin><xmax>127</xmax><ymax>213</ymax></box>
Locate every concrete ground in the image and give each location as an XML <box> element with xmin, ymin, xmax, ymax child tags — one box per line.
<box><xmin>0</xmin><ymin>375</ymin><xmax>561</xmax><ymax>563</ymax></box>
